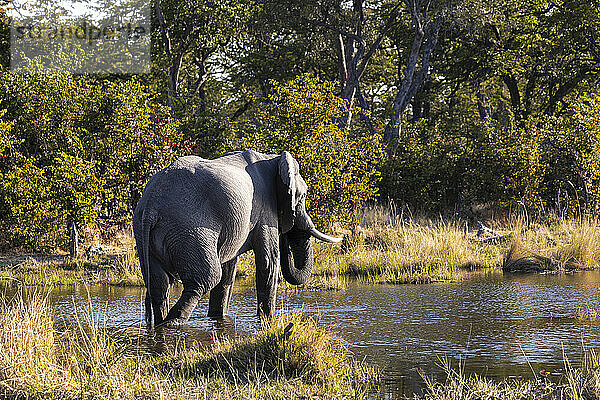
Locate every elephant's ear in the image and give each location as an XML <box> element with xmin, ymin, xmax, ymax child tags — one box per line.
<box><xmin>277</xmin><ymin>151</ymin><xmax>297</xmax><ymax>234</ymax></box>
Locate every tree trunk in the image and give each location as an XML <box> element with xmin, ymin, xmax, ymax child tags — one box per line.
<box><xmin>69</xmin><ymin>222</ymin><xmax>79</xmax><ymax>258</ymax></box>
<box><xmin>544</xmin><ymin>69</ymin><xmax>590</xmax><ymax>115</ymax></box>
<box><xmin>167</xmin><ymin>53</ymin><xmax>183</xmax><ymax>108</ymax></box>
<box><xmin>312</xmin><ymin>1</ymin><xmax>400</xmax><ymax>134</ymax></box>
<box><xmin>193</xmin><ymin>55</ymin><xmax>210</xmax><ymax>113</ymax></box>
<box><xmin>502</xmin><ymin>74</ymin><xmax>521</xmax><ymax>119</ymax></box>
<box><xmin>383</xmin><ymin>10</ymin><xmax>441</xmax><ymax>154</ymax></box>
<box><xmin>476</xmin><ymin>83</ymin><xmax>492</xmax><ymax>119</ymax></box>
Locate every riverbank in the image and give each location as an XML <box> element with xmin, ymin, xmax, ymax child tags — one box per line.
<box><xmin>0</xmin><ymin>291</ymin><xmax>375</xmax><ymax>399</ymax></box>
<box><xmin>1</xmin><ymin>215</ymin><xmax>599</xmax><ymax>289</ymax></box>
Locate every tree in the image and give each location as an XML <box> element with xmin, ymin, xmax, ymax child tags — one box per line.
<box><xmin>440</xmin><ymin>0</ymin><xmax>600</xmax><ymax>123</ymax></box>
<box><xmin>305</xmin><ymin>0</ymin><xmax>402</xmax><ymax>132</ymax></box>
<box><xmin>153</xmin><ymin>0</ymin><xmax>247</xmax><ymax>108</ymax></box>
<box><xmin>382</xmin><ymin>0</ymin><xmax>445</xmax><ymax>152</ymax></box>
<box><xmin>0</xmin><ymin>72</ymin><xmax>182</xmax><ymax>248</ymax></box>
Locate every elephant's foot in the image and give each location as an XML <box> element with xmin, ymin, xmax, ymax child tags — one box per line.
<box><xmin>157</xmin><ymin>317</ymin><xmax>189</xmax><ymax>328</ymax></box>
<box><xmin>208</xmin><ymin>259</ymin><xmax>236</xmax><ymax>319</ymax></box>
<box><xmin>207</xmin><ymin>310</ymin><xmax>226</xmax><ymax>319</ymax></box>
<box><xmin>207</xmin><ymin>294</ymin><xmax>228</xmax><ymax>318</ymax></box>
<box><xmin>257</xmin><ymin>291</ymin><xmax>276</xmax><ymax>318</ymax></box>
<box><xmin>207</xmin><ymin>289</ymin><xmax>231</xmax><ymax>319</ymax></box>
<box><xmin>161</xmin><ymin>289</ymin><xmax>200</xmax><ymax>326</ymax></box>
<box><xmin>257</xmin><ymin>303</ymin><xmax>275</xmax><ymax>319</ymax></box>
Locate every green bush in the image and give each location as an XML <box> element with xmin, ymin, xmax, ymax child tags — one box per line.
<box><xmin>0</xmin><ymin>153</ymin><xmax>102</xmax><ymax>248</ymax></box>
<box><xmin>0</xmin><ymin>72</ymin><xmax>182</xmax><ymax>248</ymax></box>
<box><xmin>380</xmin><ymin>94</ymin><xmax>600</xmax><ymax>216</ymax></box>
<box><xmin>238</xmin><ymin>74</ymin><xmax>382</xmax><ymax>227</ymax></box>
<box><xmin>380</xmin><ymin>116</ymin><xmax>545</xmax><ymax>211</ymax></box>
<box><xmin>536</xmin><ymin>94</ymin><xmax>600</xmax><ymax>215</ymax></box>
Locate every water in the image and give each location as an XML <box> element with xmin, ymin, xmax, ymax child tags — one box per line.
<box><xmin>7</xmin><ymin>271</ymin><xmax>600</xmax><ymax>396</ymax></box>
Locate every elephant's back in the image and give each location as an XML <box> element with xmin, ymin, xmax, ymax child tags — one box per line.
<box><xmin>138</xmin><ymin>156</ymin><xmax>254</xmax><ymax>262</ymax></box>
<box><xmin>140</xmin><ymin>156</ymin><xmax>253</xmax><ymax>228</ymax></box>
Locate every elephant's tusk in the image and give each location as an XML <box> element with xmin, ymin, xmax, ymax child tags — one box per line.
<box><xmin>309</xmin><ymin>228</ymin><xmax>343</xmax><ymax>243</ymax></box>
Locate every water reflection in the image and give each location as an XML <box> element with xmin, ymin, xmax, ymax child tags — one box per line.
<box><xmin>4</xmin><ymin>270</ymin><xmax>600</xmax><ymax>397</ymax></box>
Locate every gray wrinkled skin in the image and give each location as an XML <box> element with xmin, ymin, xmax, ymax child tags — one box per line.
<box><xmin>133</xmin><ymin>150</ymin><xmax>334</xmax><ymax>327</ymax></box>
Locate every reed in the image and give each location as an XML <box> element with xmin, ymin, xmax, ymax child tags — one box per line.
<box><xmin>503</xmin><ymin>218</ymin><xmax>600</xmax><ymax>272</ymax></box>
<box><xmin>577</xmin><ymin>305</ymin><xmax>600</xmax><ymax>321</ymax></box>
<box><xmin>417</xmin><ymin>354</ymin><xmax>600</xmax><ymax>400</ymax></box>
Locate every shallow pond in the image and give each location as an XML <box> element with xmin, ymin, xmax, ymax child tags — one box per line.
<box><xmin>8</xmin><ymin>270</ymin><xmax>600</xmax><ymax>397</ymax></box>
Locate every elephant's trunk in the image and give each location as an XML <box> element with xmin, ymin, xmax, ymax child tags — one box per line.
<box><xmin>280</xmin><ymin>230</ymin><xmax>314</xmax><ymax>285</ymax></box>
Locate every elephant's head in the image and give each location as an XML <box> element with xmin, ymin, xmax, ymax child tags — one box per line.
<box><xmin>276</xmin><ymin>151</ymin><xmax>341</xmax><ymax>285</ymax></box>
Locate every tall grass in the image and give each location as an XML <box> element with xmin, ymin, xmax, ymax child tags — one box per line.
<box><xmin>107</xmin><ymin>247</ymin><xmax>143</xmax><ymax>286</ymax></box>
<box><xmin>0</xmin><ymin>292</ymin><xmax>71</xmax><ymax>395</ymax></box>
<box><xmin>0</xmin><ymin>251</ymin><xmax>144</xmax><ymax>287</ymax></box>
<box><xmin>311</xmin><ymin>204</ymin><xmax>505</xmax><ymax>285</ymax></box>
<box><xmin>417</xmin><ymin>354</ymin><xmax>600</xmax><ymax>400</ymax></box>
<box><xmin>503</xmin><ymin>219</ymin><xmax>600</xmax><ymax>272</ymax></box>
<box><xmin>0</xmin><ymin>290</ymin><xmax>375</xmax><ymax>399</ymax></box>
<box><xmin>2</xmin><ymin>210</ymin><xmax>600</xmax><ymax>289</ymax></box>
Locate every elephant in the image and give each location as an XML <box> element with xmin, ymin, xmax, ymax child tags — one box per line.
<box><xmin>133</xmin><ymin>150</ymin><xmax>341</xmax><ymax>326</ymax></box>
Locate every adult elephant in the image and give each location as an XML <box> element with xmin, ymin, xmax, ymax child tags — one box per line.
<box><xmin>133</xmin><ymin>150</ymin><xmax>341</xmax><ymax>326</ymax></box>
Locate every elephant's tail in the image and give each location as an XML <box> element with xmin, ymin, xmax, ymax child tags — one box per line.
<box><xmin>140</xmin><ymin>209</ymin><xmax>157</xmax><ymax>326</ymax></box>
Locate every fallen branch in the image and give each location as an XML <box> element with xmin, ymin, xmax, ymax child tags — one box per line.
<box><xmin>471</xmin><ymin>233</ymin><xmax>512</xmax><ymax>243</ymax></box>
<box><xmin>470</xmin><ymin>221</ymin><xmax>512</xmax><ymax>243</ymax></box>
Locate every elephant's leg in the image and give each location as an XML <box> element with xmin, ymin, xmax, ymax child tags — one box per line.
<box><xmin>208</xmin><ymin>257</ymin><xmax>238</xmax><ymax>318</ymax></box>
<box><xmin>161</xmin><ymin>246</ymin><xmax>222</xmax><ymax>327</ymax></box>
<box><xmin>252</xmin><ymin>226</ymin><xmax>279</xmax><ymax>317</ymax></box>
<box><xmin>148</xmin><ymin>254</ymin><xmax>171</xmax><ymax>325</ymax></box>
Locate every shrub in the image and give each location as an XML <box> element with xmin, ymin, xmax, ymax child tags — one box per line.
<box><xmin>238</xmin><ymin>74</ymin><xmax>383</xmax><ymax>227</ymax></box>
<box><xmin>381</xmin><ymin>119</ymin><xmax>542</xmax><ymax>211</ymax></box>
<box><xmin>0</xmin><ymin>153</ymin><xmax>102</xmax><ymax>248</ymax></box>
<box><xmin>536</xmin><ymin>95</ymin><xmax>600</xmax><ymax>215</ymax></box>
<box><xmin>0</xmin><ymin>72</ymin><xmax>182</xmax><ymax>248</ymax></box>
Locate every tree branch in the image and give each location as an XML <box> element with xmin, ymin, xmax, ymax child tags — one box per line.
<box><xmin>155</xmin><ymin>0</ymin><xmax>171</xmax><ymax>57</ymax></box>
<box><xmin>544</xmin><ymin>68</ymin><xmax>591</xmax><ymax>115</ymax></box>
<box><xmin>357</xmin><ymin>3</ymin><xmax>401</xmax><ymax>79</ymax></box>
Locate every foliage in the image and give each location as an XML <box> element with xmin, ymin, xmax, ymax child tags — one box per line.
<box><xmin>380</xmin><ymin>115</ymin><xmax>544</xmax><ymax>210</ymax></box>
<box><xmin>0</xmin><ymin>153</ymin><xmax>102</xmax><ymax>248</ymax></box>
<box><xmin>537</xmin><ymin>94</ymin><xmax>600</xmax><ymax>214</ymax></box>
<box><xmin>2</xmin><ymin>0</ymin><xmax>600</xmax><ymax>247</ymax></box>
<box><xmin>238</xmin><ymin>74</ymin><xmax>383</xmax><ymax>227</ymax></box>
<box><xmin>0</xmin><ymin>72</ymin><xmax>181</xmax><ymax>248</ymax></box>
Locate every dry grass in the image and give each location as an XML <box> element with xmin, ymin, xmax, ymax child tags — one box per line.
<box><xmin>502</xmin><ymin>219</ymin><xmax>600</xmax><ymax>272</ymax></box>
<box><xmin>0</xmin><ymin>252</ymin><xmax>144</xmax><ymax>287</ymax></box>
<box><xmin>0</xmin><ymin>290</ymin><xmax>375</xmax><ymax>399</ymax></box>
<box><xmin>577</xmin><ymin>306</ymin><xmax>600</xmax><ymax>321</ymax></box>
<box><xmin>0</xmin><ymin>292</ymin><xmax>72</xmax><ymax>395</ymax></box>
<box><xmin>2</xmin><ymin>208</ymin><xmax>600</xmax><ymax>289</ymax></box>
<box><xmin>159</xmin><ymin>314</ymin><xmax>375</xmax><ymax>394</ymax></box>
<box><xmin>313</xmin><ymin>219</ymin><xmax>498</xmax><ymax>284</ymax></box>
<box><xmin>308</xmin><ymin>204</ymin><xmax>506</xmax><ymax>285</ymax></box>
